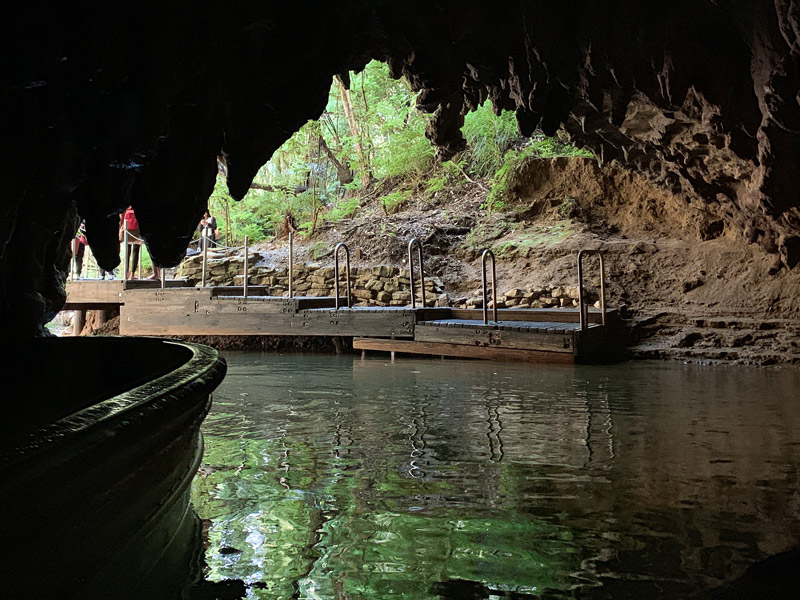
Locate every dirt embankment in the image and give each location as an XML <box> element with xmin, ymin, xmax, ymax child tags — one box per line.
<box><xmin>253</xmin><ymin>156</ymin><xmax>799</xmax><ymax>366</ymax></box>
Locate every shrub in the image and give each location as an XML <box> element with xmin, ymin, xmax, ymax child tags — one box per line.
<box><xmin>461</xmin><ymin>103</ymin><xmax>520</xmax><ymax>178</ymax></box>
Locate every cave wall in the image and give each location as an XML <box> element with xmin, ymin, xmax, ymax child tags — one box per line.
<box><xmin>3</xmin><ymin>1</ymin><xmax>799</xmax><ymax>336</ymax></box>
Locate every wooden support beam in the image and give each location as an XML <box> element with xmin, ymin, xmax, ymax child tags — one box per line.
<box><xmin>119</xmin><ymin>290</ymin><xmax>417</xmax><ymax>337</ymax></box>
<box><xmin>353</xmin><ymin>338</ymin><xmax>576</xmax><ymax>363</ymax></box>
<box><xmin>72</xmin><ymin>310</ymin><xmax>84</xmax><ymax>336</ymax></box>
<box><xmin>66</xmin><ymin>279</ymin><xmax>620</xmax><ymax>363</ymax></box>
<box><xmin>418</xmin><ymin>307</ymin><xmax>613</xmax><ymax>324</ymax></box>
<box><xmin>414</xmin><ymin>322</ymin><xmax>576</xmax><ymax>353</ymax></box>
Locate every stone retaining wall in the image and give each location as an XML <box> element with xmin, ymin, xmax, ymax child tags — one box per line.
<box><xmin>178</xmin><ymin>251</ymin><xmax>600</xmax><ymax>309</ymax></box>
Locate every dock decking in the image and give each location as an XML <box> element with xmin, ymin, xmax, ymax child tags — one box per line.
<box><xmin>64</xmin><ymin>279</ymin><xmax>621</xmax><ymax>363</ymax></box>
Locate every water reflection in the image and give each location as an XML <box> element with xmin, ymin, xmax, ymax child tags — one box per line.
<box><xmin>191</xmin><ymin>355</ymin><xmax>800</xmax><ymax>599</ymax></box>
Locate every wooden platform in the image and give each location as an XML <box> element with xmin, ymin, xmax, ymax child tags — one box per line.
<box><xmin>64</xmin><ymin>279</ymin><xmax>183</xmax><ymax>310</ymax></box>
<box><xmin>63</xmin><ymin>279</ymin><xmax>622</xmax><ymax>363</ymax></box>
<box><xmin>119</xmin><ymin>289</ymin><xmax>416</xmax><ymax>338</ymax></box>
<box><xmin>352</xmin><ymin>337</ymin><xmax>579</xmax><ymax>363</ymax></box>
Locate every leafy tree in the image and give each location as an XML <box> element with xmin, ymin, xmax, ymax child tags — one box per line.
<box><xmin>206</xmin><ymin>60</ymin><xmax>592</xmax><ymax>244</ymax></box>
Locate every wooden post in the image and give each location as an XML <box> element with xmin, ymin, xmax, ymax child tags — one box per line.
<box><xmin>72</xmin><ymin>310</ymin><xmax>85</xmax><ymax>336</ymax></box>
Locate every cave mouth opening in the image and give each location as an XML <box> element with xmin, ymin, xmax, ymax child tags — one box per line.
<box><xmin>6</xmin><ymin>3</ymin><xmax>800</xmax><ymax>341</ymax></box>
<box><xmin>207</xmin><ymin>59</ymin><xmax>593</xmax><ymax>252</ymax></box>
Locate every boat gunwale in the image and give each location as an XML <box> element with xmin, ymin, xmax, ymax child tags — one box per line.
<box><xmin>0</xmin><ymin>336</ymin><xmax>226</xmax><ymax>470</ymax></box>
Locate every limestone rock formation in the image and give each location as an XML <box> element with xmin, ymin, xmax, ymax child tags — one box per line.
<box><xmin>3</xmin><ymin>1</ymin><xmax>800</xmax><ymax>336</ymax></box>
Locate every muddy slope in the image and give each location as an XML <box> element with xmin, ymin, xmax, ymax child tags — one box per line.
<box><xmin>254</xmin><ymin>156</ymin><xmax>799</xmax><ymax>366</ymax></box>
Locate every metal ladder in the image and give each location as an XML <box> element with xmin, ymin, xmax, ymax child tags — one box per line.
<box><xmin>577</xmin><ymin>249</ymin><xmax>606</xmax><ymax>331</ymax></box>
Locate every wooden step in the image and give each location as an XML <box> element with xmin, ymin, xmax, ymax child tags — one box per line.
<box><xmin>353</xmin><ymin>337</ymin><xmax>576</xmax><ymax>363</ymax></box>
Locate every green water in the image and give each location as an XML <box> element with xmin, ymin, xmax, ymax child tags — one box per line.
<box><xmin>191</xmin><ymin>354</ymin><xmax>800</xmax><ymax>599</ymax></box>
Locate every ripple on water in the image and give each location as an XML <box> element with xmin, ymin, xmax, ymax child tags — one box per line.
<box><xmin>191</xmin><ymin>354</ymin><xmax>800</xmax><ymax>598</ymax></box>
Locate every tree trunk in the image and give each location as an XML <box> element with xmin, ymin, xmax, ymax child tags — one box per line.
<box><xmin>318</xmin><ymin>135</ymin><xmax>354</xmax><ymax>185</ymax></box>
<box><xmin>249</xmin><ymin>181</ymin><xmax>293</xmax><ymax>193</ymax></box>
<box><xmin>335</xmin><ymin>74</ymin><xmax>371</xmax><ymax>190</ymax></box>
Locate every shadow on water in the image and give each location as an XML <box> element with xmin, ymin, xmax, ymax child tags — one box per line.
<box><xmin>189</xmin><ymin>353</ymin><xmax>800</xmax><ymax>599</ymax></box>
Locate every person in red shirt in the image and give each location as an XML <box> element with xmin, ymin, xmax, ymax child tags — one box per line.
<box><xmin>73</xmin><ymin>221</ymin><xmax>87</xmax><ymax>278</ymax></box>
<box><xmin>119</xmin><ymin>206</ymin><xmax>142</xmax><ymax>279</ymax></box>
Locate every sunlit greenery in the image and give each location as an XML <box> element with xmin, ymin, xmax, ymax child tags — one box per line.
<box><xmin>208</xmin><ymin>60</ymin><xmax>594</xmax><ymax>245</ymax></box>
<box><xmin>461</xmin><ymin>103</ymin><xmax>520</xmax><ymax>178</ymax></box>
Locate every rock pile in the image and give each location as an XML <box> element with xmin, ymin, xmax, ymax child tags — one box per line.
<box><xmin>177</xmin><ymin>251</ymin><xmax>601</xmax><ymax>311</ymax></box>
<box><xmin>178</xmin><ymin>252</ymin><xmax>447</xmax><ymax>307</ymax></box>
<box><xmin>460</xmin><ymin>285</ymin><xmax>600</xmax><ymax>310</ymax></box>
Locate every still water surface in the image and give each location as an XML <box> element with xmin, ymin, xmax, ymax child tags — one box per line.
<box><xmin>191</xmin><ymin>354</ymin><xmax>800</xmax><ymax>599</ymax></box>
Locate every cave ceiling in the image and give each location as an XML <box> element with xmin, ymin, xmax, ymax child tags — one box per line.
<box><xmin>3</xmin><ymin>1</ymin><xmax>800</xmax><ymax>336</ymax></box>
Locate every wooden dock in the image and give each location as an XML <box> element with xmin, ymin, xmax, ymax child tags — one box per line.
<box><xmin>64</xmin><ymin>279</ymin><xmax>621</xmax><ymax>363</ymax></box>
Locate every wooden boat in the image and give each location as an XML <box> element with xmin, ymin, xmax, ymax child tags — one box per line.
<box><xmin>0</xmin><ymin>336</ymin><xmax>227</xmax><ymax>599</ymax></box>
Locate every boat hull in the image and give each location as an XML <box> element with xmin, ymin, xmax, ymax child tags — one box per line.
<box><xmin>1</xmin><ymin>336</ymin><xmax>227</xmax><ymax>598</ymax></box>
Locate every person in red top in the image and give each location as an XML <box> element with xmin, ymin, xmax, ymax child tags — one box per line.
<box><xmin>73</xmin><ymin>221</ymin><xmax>87</xmax><ymax>278</ymax></box>
<box><xmin>119</xmin><ymin>206</ymin><xmax>142</xmax><ymax>279</ymax></box>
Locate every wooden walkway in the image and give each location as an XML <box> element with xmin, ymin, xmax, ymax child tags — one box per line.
<box><xmin>64</xmin><ymin>279</ymin><xmax>621</xmax><ymax>363</ymax></box>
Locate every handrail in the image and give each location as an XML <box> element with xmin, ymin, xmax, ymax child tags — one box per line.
<box><xmin>201</xmin><ymin>231</ymin><xmax>209</xmax><ymax>287</ymax></box>
<box><xmin>577</xmin><ymin>249</ymin><xmax>606</xmax><ymax>332</ymax></box>
<box><xmin>121</xmin><ymin>223</ymin><xmax>146</xmax><ymax>283</ymax></box>
<box><xmin>243</xmin><ymin>235</ymin><xmax>249</xmax><ymax>298</ymax></box>
<box><xmin>288</xmin><ymin>231</ymin><xmax>294</xmax><ymax>298</ymax></box>
<box><xmin>122</xmin><ymin>221</ymin><xmax>130</xmax><ymax>288</ymax></box>
<box><xmin>333</xmin><ymin>242</ymin><xmax>351</xmax><ymax>309</ymax></box>
<box><xmin>408</xmin><ymin>238</ymin><xmax>426</xmax><ymax>308</ymax></box>
<box><xmin>481</xmin><ymin>249</ymin><xmax>497</xmax><ymax>324</ymax></box>
<box><xmin>70</xmin><ymin>237</ymin><xmax>79</xmax><ymax>281</ymax></box>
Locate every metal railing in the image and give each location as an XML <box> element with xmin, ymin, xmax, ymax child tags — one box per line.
<box><xmin>242</xmin><ymin>235</ymin><xmax>250</xmax><ymax>298</ymax></box>
<box><xmin>201</xmin><ymin>234</ymin><xmax>208</xmax><ymax>287</ymax></box>
<box><xmin>577</xmin><ymin>249</ymin><xmax>606</xmax><ymax>332</ymax></box>
<box><xmin>407</xmin><ymin>238</ymin><xmax>426</xmax><ymax>308</ymax></box>
<box><xmin>333</xmin><ymin>242</ymin><xmax>351</xmax><ymax>309</ymax></box>
<box><xmin>288</xmin><ymin>231</ymin><xmax>294</xmax><ymax>298</ymax></box>
<box><xmin>481</xmin><ymin>249</ymin><xmax>497</xmax><ymax>324</ymax></box>
<box><xmin>122</xmin><ymin>221</ymin><xmax>130</xmax><ymax>286</ymax></box>
<box><xmin>121</xmin><ymin>221</ymin><xmax>146</xmax><ymax>286</ymax></box>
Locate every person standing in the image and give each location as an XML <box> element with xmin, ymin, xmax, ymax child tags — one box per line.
<box><xmin>198</xmin><ymin>210</ymin><xmax>218</xmax><ymax>248</ymax></box>
<box><xmin>148</xmin><ymin>262</ymin><xmax>162</xmax><ymax>280</ymax></box>
<box><xmin>73</xmin><ymin>221</ymin><xmax>87</xmax><ymax>278</ymax></box>
<box><xmin>120</xmin><ymin>206</ymin><xmax>142</xmax><ymax>278</ymax></box>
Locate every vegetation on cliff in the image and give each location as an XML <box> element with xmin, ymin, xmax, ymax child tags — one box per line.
<box><xmin>206</xmin><ymin>60</ymin><xmax>589</xmax><ymax>247</ymax></box>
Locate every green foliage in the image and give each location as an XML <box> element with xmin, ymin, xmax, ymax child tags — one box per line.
<box><xmin>357</xmin><ymin>62</ymin><xmax>434</xmax><ymax>180</ymax></box>
<box><xmin>526</xmin><ymin>132</ymin><xmax>594</xmax><ymax>159</ymax></box>
<box><xmin>206</xmin><ymin>61</ymin><xmax>435</xmax><ymax>239</ymax></box>
<box><xmin>203</xmin><ymin>60</ymin><xmax>594</xmax><ymax>236</ymax></box>
<box><xmin>482</xmin><ymin>135</ymin><xmax>594</xmax><ymax>211</ymax></box>
<box><xmin>425</xmin><ymin>160</ymin><xmax>466</xmax><ymax>196</ymax></box>
<box><xmin>376</xmin><ymin>123</ymin><xmax>434</xmax><ymax>179</ymax></box>
<box><xmin>381</xmin><ymin>189</ymin><xmax>412</xmax><ymax>214</ymax></box>
<box><xmin>461</xmin><ymin>103</ymin><xmax>519</xmax><ymax>178</ymax></box>
<box><xmin>324</xmin><ymin>196</ymin><xmax>360</xmax><ymax>223</ymax></box>
<box><xmin>483</xmin><ymin>148</ymin><xmax>531</xmax><ymax>211</ymax></box>
<box><xmin>237</xmin><ymin>186</ymin><xmax>294</xmax><ymax>240</ymax></box>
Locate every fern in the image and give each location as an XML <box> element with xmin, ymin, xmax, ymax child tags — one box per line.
<box><xmin>461</xmin><ymin>103</ymin><xmax>519</xmax><ymax>178</ymax></box>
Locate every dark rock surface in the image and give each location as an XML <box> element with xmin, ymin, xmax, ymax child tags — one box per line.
<box><xmin>4</xmin><ymin>1</ymin><xmax>800</xmax><ymax>336</ymax></box>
